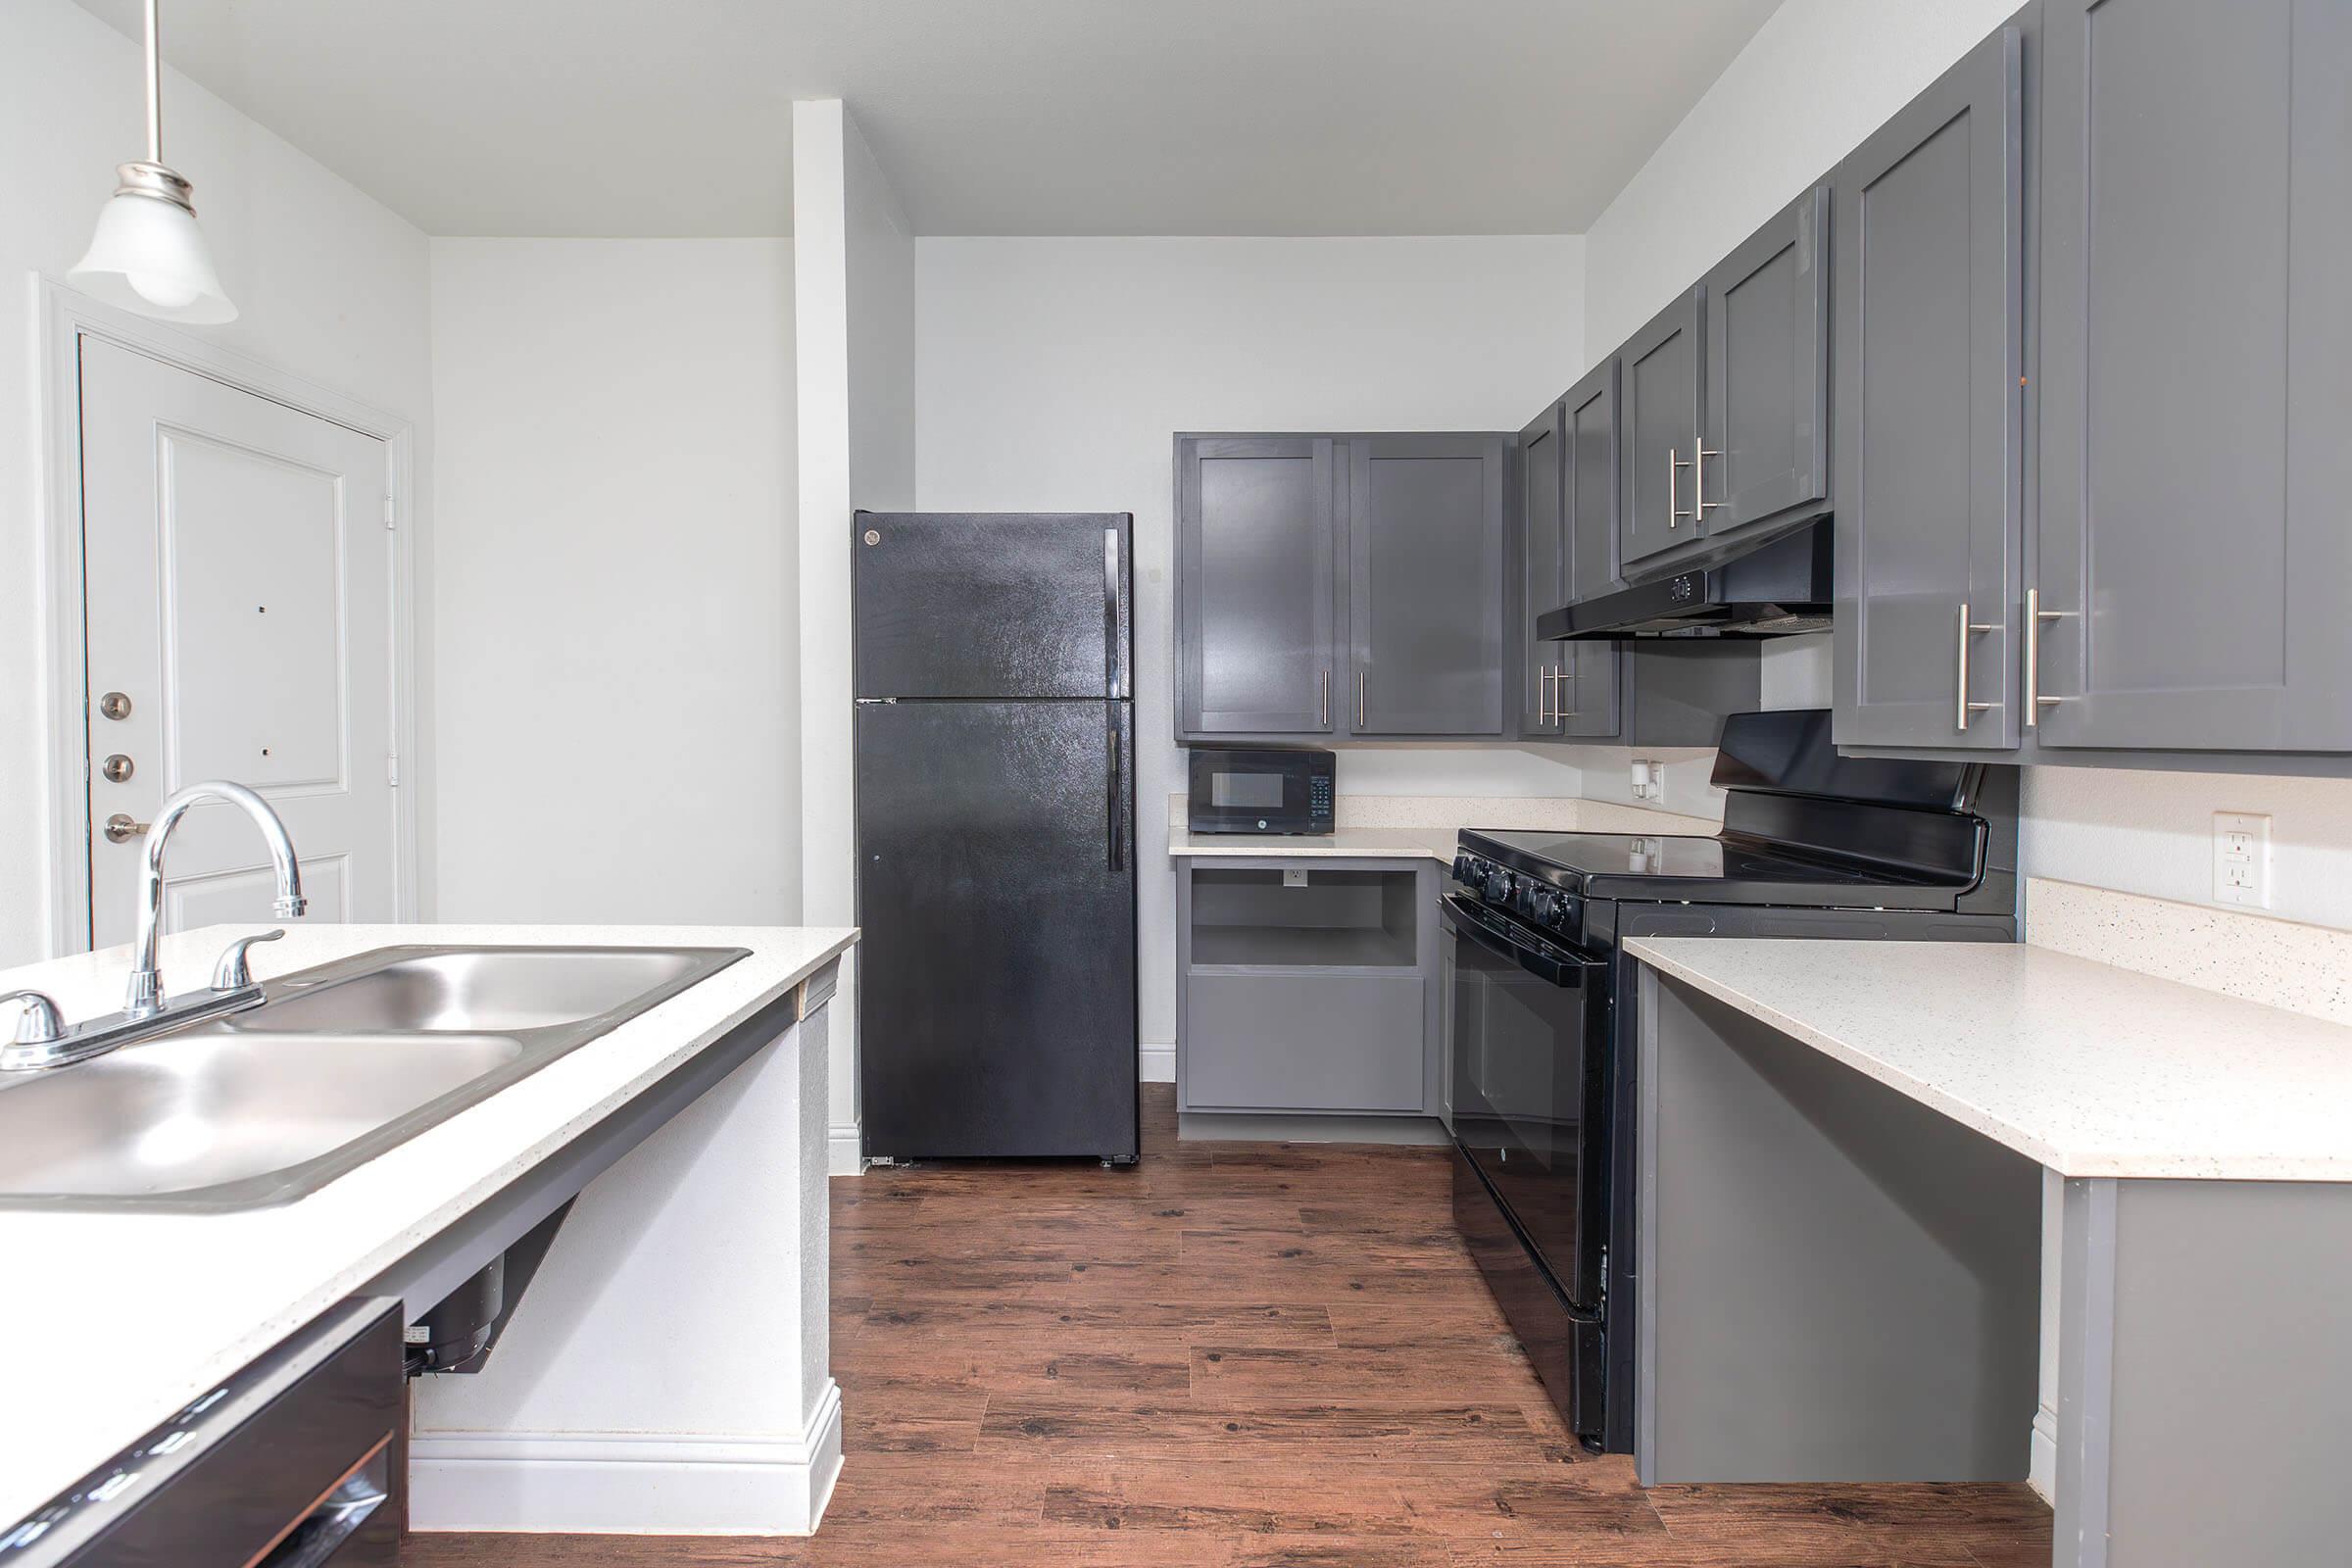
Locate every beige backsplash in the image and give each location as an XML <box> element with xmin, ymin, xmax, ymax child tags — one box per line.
<box><xmin>2026</xmin><ymin>878</ymin><xmax>2352</xmax><ymax>1027</ymax></box>
<box><xmin>1164</xmin><ymin>793</ymin><xmax>1721</xmax><ymax>839</ymax></box>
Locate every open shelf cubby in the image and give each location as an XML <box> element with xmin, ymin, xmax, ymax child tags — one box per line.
<box><xmin>1187</xmin><ymin>865</ymin><xmax>1419</xmax><ymax>970</ymax></box>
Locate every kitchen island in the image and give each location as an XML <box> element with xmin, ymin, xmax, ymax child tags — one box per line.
<box><xmin>0</xmin><ymin>921</ymin><xmax>856</xmax><ymax>1541</ymax></box>
<box><xmin>1629</xmin><ymin>935</ymin><xmax>2352</xmax><ymax>1568</ymax></box>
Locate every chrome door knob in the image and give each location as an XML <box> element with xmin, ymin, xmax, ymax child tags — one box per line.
<box><xmin>103</xmin><ymin>813</ymin><xmax>150</xmax><ymax>844</ymax></box>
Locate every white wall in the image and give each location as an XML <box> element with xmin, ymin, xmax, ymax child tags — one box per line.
<box><xmin>914</xmin><ymin>235</ymin><xmax>1589</xmax><ymax>1061</ymax></box>
<box><xmin>795</xmin><ymin>102</ymin><xmax>916</xmax><ymax>1168</ymax></box>
<box><xmin>429</xmin><ymin>238</ymin><xmax>798</xmax><ymax>924</ymax></box>
<box><xmin>0</xmin><ymin>0</ymin><xmax>434</xmax><ymax>964</ymax></box>
<box><xmin>1581</xmin><ymin>0</ymin><xmax>2023</xmax><ymax>356</ymax></box>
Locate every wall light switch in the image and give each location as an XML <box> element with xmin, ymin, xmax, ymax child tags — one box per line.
<box><xmin>2212</xmin><ymin>811</ymin><xmax>2272</xmax><ymax>908</ymax></box>
<box><xmin>1282</xmin><ymin>868</ymin><xmax>1308</xmax><ymax>889</ymax></box>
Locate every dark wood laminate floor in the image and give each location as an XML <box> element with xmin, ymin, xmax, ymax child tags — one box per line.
<box><xmin>403</xmin><ymin>1084</ymin><xmax>2050</xmax><ymax>1566</ymax></box>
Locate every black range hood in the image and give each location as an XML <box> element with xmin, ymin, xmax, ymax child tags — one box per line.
<box><xmin>1539</xmin><ymin>519</ymin><xmax>1833</xmax><ymax>640</ymax></box>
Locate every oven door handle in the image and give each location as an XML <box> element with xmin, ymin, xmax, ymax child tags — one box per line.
<box><xmin>1443</xmin><ymin>895</ymin><xmax>1601</xmax><ymax>986</ymax></box>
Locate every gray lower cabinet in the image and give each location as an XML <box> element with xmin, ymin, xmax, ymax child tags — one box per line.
<box><xmin>1176</xmin><ymin>858</ymin><xmax>1442</xmax><ymax>1122</ymax></box>
<box><xmin>1696</xmin><ymin>186</ymin><xmax>1832</xmax><ymax>551</ymax></box>
<box><xmin>1832</xmin><ymin>25</ymin><xmax>2025</xmax><ymax>751</ymax></box>
<box><xmin>1349</xmin><ymin>435</ymin><xmax>1507</xmax><ymax>736</ymax></box>
<box><xmin>2032</xmin><ymin>0</ymin><xmax>2352</xmax><ymax>753</ymax></box>
<box><xmin>1618</xmin><ymin>290</ymin><xmax>1704</xmax><ymax>574</ymax></box>
<box><xmin>1175</xmin><ymin>435</ymin><xmax>1338</xmax><ymax>736</ymax></box>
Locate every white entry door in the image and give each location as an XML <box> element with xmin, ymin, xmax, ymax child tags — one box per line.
<box><xmin>78</xmin><ymin>335</ymin><xmax>403</xmax><ymax>950</ymax></box>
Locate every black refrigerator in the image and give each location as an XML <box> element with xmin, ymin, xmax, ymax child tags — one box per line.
<box><xmin>852</xmin><ymin>511</ymin><xmax>1139</xmax><ymax>1163</ymax></box>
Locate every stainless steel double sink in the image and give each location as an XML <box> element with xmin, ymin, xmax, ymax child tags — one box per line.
<box><xmin>0</xmin><ymin>944</ymin><xmax>747</xmax><ymax>1212</ymax></box>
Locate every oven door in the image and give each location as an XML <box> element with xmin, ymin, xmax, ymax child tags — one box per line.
<box><xmin>1442</xmin><ymin>892</ymin><xmax>1610</xmax><ymax>1311</ymax></box>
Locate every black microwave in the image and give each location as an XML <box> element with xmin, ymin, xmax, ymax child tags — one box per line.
<box><xmin>1187</xmin><ymin>747</ymin><xmax>1335</xmax><ymax>835</ymax></box>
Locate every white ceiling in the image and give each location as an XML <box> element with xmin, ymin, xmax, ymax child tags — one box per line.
<box><xmin>72</xmin><ymin>0</ymin><xmax>1781</xmax><ymax>238</ymax></box>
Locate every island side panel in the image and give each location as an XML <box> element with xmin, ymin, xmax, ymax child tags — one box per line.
<box><xmin>409</xmin><ymin>975</ymin><xmax>838</xmax><ymax>1535</ymax></box>
<box><xmin>1638</xmin><ymin>970</ymin><xmax>2040</xmax><ymax>1485</ymax></box>
<box><xmin>2056</xmin><ymin>1177</ymin><xmax>2352</xmax><ymax>1568</ymax></box>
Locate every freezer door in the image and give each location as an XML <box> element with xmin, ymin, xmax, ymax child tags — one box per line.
<box><xmin>856</xmin><ymin>699</ymin><xmax>1139</xmax><ymax>1160</ymax></box>
<box><xmin>854</xmin><ymin>512</ymin><xmax>1132</xmax><ymax>699</ymax></box>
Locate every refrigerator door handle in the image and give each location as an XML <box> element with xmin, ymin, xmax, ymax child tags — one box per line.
<box><xmin>1102</xmin><ymin>526</ymin><xmax>1122</xmax><ymax>700</ymax></box>
<box><xmin>1106</xmin><ymin>708</ymin><xmax>1124</xmax><ymax>871</ymax></box>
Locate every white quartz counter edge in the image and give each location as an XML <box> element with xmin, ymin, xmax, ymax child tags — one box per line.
<box><xmin>0</xmin><ymin>921</ymin><xmax>857</xmax><ymax>1529</ymax></box>
<box><xmin>1626</xmin><ymin>936</ymin><xmax>2352</xmax><ymax>1183</ymax></box>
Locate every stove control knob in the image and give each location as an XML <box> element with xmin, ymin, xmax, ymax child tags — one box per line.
<box><xmin>1452</xmin><ymin>853</ymin><xmax>1477</xmax><ymax>886</ymax></box>
<box><xmin>1484</xmin><ymin>867</ymin><xmax>1515</xmax><ymax>904</ymax></box>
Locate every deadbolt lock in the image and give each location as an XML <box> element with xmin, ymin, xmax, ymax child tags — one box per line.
<box><xmin>101</xmin><ymin>754</ymin><xmax>134</xmax><ymax>783</ymax></box>
<box><xmin>98</xmin><ymin>691</ymin><xmax>132</xmax><ymax>721</ymax></box>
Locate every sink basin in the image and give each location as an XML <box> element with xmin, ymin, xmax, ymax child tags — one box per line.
<box><xmin>232</xmin><ymin>947</ymin><xmax>732</xmax><ymax>1035</ymax></box>
<box><xmin>0</xmin><ymin>944</ymin><xmax>747</xmax><ymax>1211</ymax></box>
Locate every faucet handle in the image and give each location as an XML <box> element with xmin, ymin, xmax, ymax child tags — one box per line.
<box><xmin>212</xmin><ymin>929</ymin><xmax>286</xmax><ymax>992</ymax></box>
<box><xmin>0</xmin><ymin>991</ymin><xmax>64</xmax><ymax>1046</ymax></box>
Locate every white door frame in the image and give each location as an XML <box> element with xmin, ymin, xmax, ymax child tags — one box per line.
<box><xmin>35</xmin><ymin>276</ymin><xmax>422</xmax><ymax>956</ymax></box>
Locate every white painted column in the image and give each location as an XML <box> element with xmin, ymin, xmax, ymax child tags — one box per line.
<box><xmin>793</xmin><ymin>100</ymin><xmax>915</xmax><ymax>1174</ymax></box>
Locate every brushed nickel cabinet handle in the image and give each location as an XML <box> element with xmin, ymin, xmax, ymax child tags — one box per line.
<box><xmin>1538</xmin><ymin>665</ymin><xmax>1553</xmax><ymax>726</ymax></box>
<box><xmin>1695</xmin><ymin>440</ymin><xmax>1724</xmax><ymax>516</ymax></box>
<box><xmin>1557</xmin><ymin>662</ymin><xmax>1578</xmax><ymax>719</ymax></box>
<box><xmin>2025</xmin><ymin>587</ymin><xmax>2080</xmax><ymax>726</ymax></box>
<box><xmin>1955</xmin><ymin>601</ymin><xmax>2003</xmax><ymax>731</ymax></box>
<box><xmin>1667</xmin><ymin>445</ymin><xmax>1692</xmax><ymax>528</ymax></box>
<box><xmin>1356</xmin><ymin>669</ymin><xmax>1367</xmax><ymax>730</ymax></box>
<box><xmin>1319</xmin><ymin>667</ymin><xmax>1330</xmax><ymax>729</ymax></box>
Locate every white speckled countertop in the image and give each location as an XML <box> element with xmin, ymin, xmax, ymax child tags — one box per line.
<box><xmin>0</xmin><ymin>921</ymin><xmax>856</xmax><ymax>1530</ymax></box>
<box><xmin>1628</xmin><ymin>936</ymin><xmax>2352</xmax><ymax>1181</ymax></box>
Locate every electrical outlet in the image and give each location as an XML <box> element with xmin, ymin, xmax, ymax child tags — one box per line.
<box><xmin>1629</xmin><ymin>759</ymin><xmax>1665</xmax><ymax>805</ymax></box>
<box><xmin>2212</xmin><ymin>811</ymin><xmax>2272</xmax><ymax>908</ymax></box>
<box><xmin>1282</xmin><ymin>867</ymin><xmax>1308</xmax><ymax>889</ymax></box>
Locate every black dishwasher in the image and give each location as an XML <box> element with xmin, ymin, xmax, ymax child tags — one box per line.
<box><xmin>0</xmin><ymin>1298</ymin><xmax>404</xmax><ymax>1567</ymax></box>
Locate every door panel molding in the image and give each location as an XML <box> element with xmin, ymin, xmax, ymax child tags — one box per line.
<box><xmin>38</xmin><ymin>278</ymin><xmax>420</xmax><ymax>956</ymax></box>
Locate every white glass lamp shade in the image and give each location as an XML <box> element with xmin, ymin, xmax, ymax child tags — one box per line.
<box><xmin>71</xmin><ymin>184</ymin><xmax>237</xmax><ymax>324</ymax></box>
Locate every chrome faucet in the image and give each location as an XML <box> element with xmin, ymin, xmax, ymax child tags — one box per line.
<box><xmin>125</xmin><ymin>781</ymin><xmax>307</xmax><ymax>1016</ymax></box>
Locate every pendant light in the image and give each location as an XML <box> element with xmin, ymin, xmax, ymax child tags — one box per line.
<box><xmin>70</xmin><ymin>0</ymin><xmax>236</xmax><ymax>323</ymax></box>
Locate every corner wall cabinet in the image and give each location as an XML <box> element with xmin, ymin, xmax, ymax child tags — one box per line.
<box><xmin>1514</xmin><ymin>362</ymin><xmax>1623</xmax><ymax>741</ymax></box>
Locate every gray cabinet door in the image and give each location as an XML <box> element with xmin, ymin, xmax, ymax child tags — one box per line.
<box><xmin>1833</xmin><ymin>26</ymin><xmax>2024</xmax><ymax>750</ymax></box>
<box><xmin>1515</xmin><ymin>402</ymin><xmax>1567</xmax><ymax>737</ymax></box>
<box><xmin>1176</xmin><ymin>435</ymin><xmax>1338</xmax><ymax>735</ymax></box>
<box><xmin>2034</xmin><ymin>0</ymin><xmax>2352</xmax><ymax>751</ymax></box>
<box><xmin>1619</xmin><ymin>290</ymin><xmax>1704</xmax><ymax>573</ymax></box>
<box><xmin>1348</xmin><ymin>434</ymin><xmax>1507</xmax><ymax>736</ymax></box>
<box><xmin>1697</xmin><ymin>186</ymin><xmax>1832</xmax><ymax>544</ymax></box>
<box><xmin>1560</xmin><ymin>359</ymin><xmax>1625</xmax><ymax>738</ymax></box>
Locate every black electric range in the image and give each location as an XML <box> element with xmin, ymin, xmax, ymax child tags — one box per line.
<box><xmin>1440</xmin><ymin>709</ymin><xmax>2018</xmax><ymax>1454</ymax></box>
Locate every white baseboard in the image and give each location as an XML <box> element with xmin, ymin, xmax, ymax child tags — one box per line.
<box><xmin>1139</xmin><ymin>1041</ymin><xmax>1175</xmax><ymax>1084</ymax></box>
<box><xmin>2029</xmin><ymin>1403</ymin><xmax>2058</xmax><ymax>1504</ymax></box>
<box><xmin>827</xmin><ymin>1120</ymin><xmax>862</xmax><ymax>1176</ymax></box>
<box><xmin>409</xmin><ymin>1379</ymin><xmax>844</xmax><ymax>1535</ymax></box>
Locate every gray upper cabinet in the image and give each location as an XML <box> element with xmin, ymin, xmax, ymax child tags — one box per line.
<box><xmin>1349</xmin><ymin>434</ymin><xmax>1508</xmax><ymax>736</ymax></box>
<box><xmin>1619</xmin><ymin>290</ymin><xmax>1704</xmax><ymax>573</ymax></box>
<box><xmin>2033</xmin><ymin>0</ymin><xmax>2352</xmax><ymax>752</ymax></box>
<box><xmin>1514</xmin><ymin>402</ymin><xmax>1569</xmax><ymax>738</ymax></box>
<box><xmin>1176</xmin><ymin>436</ymin><xmax>1337</xmax><ymax>736</ymax></box>
<box><xmin>1559</xmin><ymin>360</ymin><xmax>1625</xmax><ymax>738</ymax></box>
<box><xmin>1698</xmin><ymin>186</ymin><xmax>1832</xmax><ymax>547</ymax></box>
<box><xmin>1833</xmin><ymin>26</ymin><xmax>2024</xmax><ymax>751</ymax></box>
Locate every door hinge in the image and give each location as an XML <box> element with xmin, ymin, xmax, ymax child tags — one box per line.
<box><xmin>386</xmin><ymin>753</ymin><xmax>400</xmax><ymax>787</ymax></box>
<box><xmin>383</xmin><ymin>495</ymin><xmax>397</xmax><ymax>529</ymax></box>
